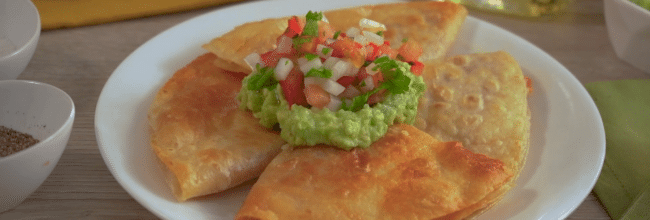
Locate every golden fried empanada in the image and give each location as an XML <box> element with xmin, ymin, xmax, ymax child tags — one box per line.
<box><xmin>147</xmin><ymin>53</ymin><xmax>286</xmax><ymax>201</ymax></box>
<box><xmin>417</xmin><ymin>51</ymin><xmax>530</xmax><ymax>176</ymax></box>
<box><xmin>415</xmin><ymin>51</ymin><xmax>531</xmax><ymax>216</ymax></box>
<box><xmin>235</xmin><ymin>124</ymin><xmax>513</xmax><ymax>220</ymax></box>
<box><xmin>202</xmin><ymin>1</ymin><xmax>467</xmax><ymax>73</ymax></box>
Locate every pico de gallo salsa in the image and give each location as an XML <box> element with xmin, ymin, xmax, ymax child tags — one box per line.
<box><xmin>238</xmin><ymin>11</ymin><xmax>426</xmax><ymax>149</ymax></box>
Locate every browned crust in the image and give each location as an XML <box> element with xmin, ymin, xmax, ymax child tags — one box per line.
<box><xmin>235</xmin><ymin>124</ymin><xmax>513</xmax><ymax>220</ymax></box>
<box><xmin>148</xmin><ymin>53</ymin><xmax>285</xmax><ymax>201</ymax></box>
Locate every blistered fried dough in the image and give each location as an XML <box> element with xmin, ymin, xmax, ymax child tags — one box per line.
<box><xmin>416</xmin><ymin>51</ymin><xmax>530</xmax><ymax>181</ymax></box>
<box><xmin>202</xmin><ymin>18</ymin><xmax>288</xmax><ymax>73</ymax></box>
<box><xmin>325</xmin><ymin>1</ymin><xmax>467</xmax><ymax>61</ymax></box>
<box><xmin>147</xmin><ymin>53</ymin><xmax>286</xmax><ymax>201</ymax></box>
<box><xmin>235</xmin><ymin>124</ymin><xmax>513</xmax><ymax>220</ymax></box>
<box><xmin>202</xmin><ymin>1</ymin><xmax>467</xmax><ymax>73</ymax></box>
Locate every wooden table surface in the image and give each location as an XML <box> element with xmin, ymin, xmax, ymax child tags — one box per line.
<box><xmin>2</xmin><ymin>0</ymin><xmax>648</xmax><ymax>219</ymax></box>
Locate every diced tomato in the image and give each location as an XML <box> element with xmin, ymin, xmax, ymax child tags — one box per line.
<box><xmin>329</xmin><ymin>38</ymin><xmax>366</xmax><ymax>66</ymax></box>
<box><xmin>365</xmin><ymin>43</ymin><xmax>381</xmax><ymax>61</ymax></box>
<box><xmin>371</xmin><ymin>72</ymin><xmax>384</xmax><ymax>86</ymax></box>
<box><xmin>283</xmin><ymin>16</ymin><xmax>304</xmax><ymax>38</ymax></box>
<box><xmin>377</xmin><ymin>44</ymin><xmax>398</xmax><ymax>59</ymax></box>
<box><xmin>383</xmin><ymin>40</ymin><xmax>390</xmax><ymax>46</ymax></box>
<box><xmin>336</xmin><ymin>76</ymin><xmax>357</xmax><ymax>87</ymax></box>
<box><xmin>260</xmin><ymin>51</ymin><xmax>282</xmax><ymax>67</ymax></box>
<box><xmin>410</xmin><ymin>61</ymin><xmax>424</xmax><ymax>76</ymax></box>
<box><xmin>279</xmin><ymin>68</ymin><xmax>308</xmax><ymax>107</ymax></box>
<box><xmin>317</xmin><ymin>21</ymin><xmax>335</xmax><ymax>42</ymax></box>
<box><xmin>304</xmin><ymin>84</ymin><xmax>330</xmax><ymax>109</ymax></box>
<box><xmin>356</xmin><ymin>68</ymin><xmax>370</xmax><ymax>82</ymax></box>
<box><xmin>398</xmin><ymin>40</ymin><xmax>423</xmax><ymax>63</ymax></box>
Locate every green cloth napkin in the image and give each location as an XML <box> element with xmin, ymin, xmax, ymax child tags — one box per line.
<box><xmin>587</xmin><ymin>79</ymin><xmax>650</xmax><ymax>220</ymax></box>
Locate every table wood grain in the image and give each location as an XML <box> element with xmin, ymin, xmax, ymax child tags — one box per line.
<box><xmin>3</xmin><ymin>0</ymin><xmax>647</xmax><ymax>219</ymax></box>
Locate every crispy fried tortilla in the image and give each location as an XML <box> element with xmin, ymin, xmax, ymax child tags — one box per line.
<box><xmin>415</xmin><ymin>51</ymin><xmax>531</xmax><ymax>215</ymax></box>
<box><xmin>416</xmin><ymin>51</ymin><xmax>530</xmax><ymax>175</ymax></box>
<box><xmin>203</xmin><ymin>1</ymin><xmax>467</xmax><ymax>73</ymax></box>
<box><xmin>147</xmin><ymin>53</ymin><xmax>286</xmax><ymax>201</ymax></box>
<box><xmin>235</xmin><ymin>124</ymin><xmax>513</xmax><ymax>220</ymax></box>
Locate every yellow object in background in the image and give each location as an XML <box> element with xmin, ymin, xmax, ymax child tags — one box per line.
<box><xmin>449</xmin><ymin>0</ymin><xmax>571</xmax><ymax>17</ymax></box>
<box><xmin>32</xmin><ymin>0</ymin><xmax>245</xmax><ymax>30</ymax></box>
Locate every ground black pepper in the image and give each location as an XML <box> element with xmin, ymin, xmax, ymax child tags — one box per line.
<box><xmin>0</xmin><ymin>125</ymin><xmax>40</xmax><ymax>157</ymax></box>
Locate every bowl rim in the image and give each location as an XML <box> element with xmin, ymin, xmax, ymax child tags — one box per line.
<box><xmin>611</xmin><ymin>0</ymin><xmax>650</xmax><ymax>17</ymax></box>
<box><xmin>0</xmin><ymin>0</ymin><xmax>41</xmax><ymax>60</ymax></box>
<box><xmin>0</xmin><ymin>80</ymin><xmax>75</xmax><ymax>162</ymax></box>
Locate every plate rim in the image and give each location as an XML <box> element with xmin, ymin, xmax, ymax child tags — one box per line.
<box><xmin>94</xmin><ymin>0</ymin><xmax>607</xmax><ymax>219</ymax></box>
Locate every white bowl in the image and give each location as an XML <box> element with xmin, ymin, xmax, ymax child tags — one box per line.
<box><xmin>605</xmin><ymin>0</ymin><xmax>650</xmax><ymax>74</ymax></box>
<box><xmin>0</xmin><ymin>1</ymin><xmax>41</xmax><ymax>80</ymax></box>
<box><xmin>0</xmin><ymin>80</ymin><xmax>75</xmax><ymax>213</ymax></box>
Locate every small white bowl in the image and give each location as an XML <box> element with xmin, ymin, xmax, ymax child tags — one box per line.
<box><xmin>0</xmin><ymin>1</ymin><xmax>41</xmax><ymax>80</ymax></box>
<box><xmin>605</xmin><ymin>0</ymin><xmax>650</xmax><ymax>74</ymax></box>
<box><xmin>0</xmin><ymin>80</ymin><xmax>75</xmax><ymax>213</ymax></box>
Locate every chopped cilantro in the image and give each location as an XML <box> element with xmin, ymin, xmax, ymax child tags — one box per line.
<box><xmin>376</xmin><ymin>31</ymin><xmax>384</xmax><ymax>36</ymax></box>
<box><xmin>305</xmin><ymin>67</ymin><xmax>333</xmax><ymax>78</ymax></box>
<box><xmin>321</xmin><ymin>47</ymin><xmax>332</xmax><ymax>55</ymax></box>
<box><xmin>305</xmin><ymin>53</ymin><xmax>319</xmax><ymax>61</ymax></box>
<box><xmin>303</xmin><ymin>11</ymin><xmax>323</xmax><ymax>36</ymax></box>
<box><xmin>333</xmin><ymin>31</ymin><xmax>341</xmax><ymax>39</ymax></box>
<box><xmin>293</xmin><ymin>36</ymin><xmax>313</xmax><ymax>50</ymax></box>
<box><xmin>340</xmin><ymin>89</ymin><xmax>380</xmax><ymax>112</ymax></box>
<box><xmin>373</xmin><ymin>56</ymin><xmax>411</xmax><ymax>94</ymax></box>
<box><xmin>247</xmin><ymin>64</ymin><xmax>278</xmax><ymax>91</ymax></box>
<box><xmin>402</xmin><ymin>38</ymin><xmax>408</xmax><ymax>43</ymax></box>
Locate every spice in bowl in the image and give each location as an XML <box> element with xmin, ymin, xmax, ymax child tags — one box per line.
<box><xmin>0</xmin><ymin>125</ymin><xmax>40</xmax><ymax>157</ymax></box>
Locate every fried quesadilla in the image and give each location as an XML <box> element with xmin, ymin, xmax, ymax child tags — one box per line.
<box><xmin>235</xmin><ymin>124</ymin><xmax>513</xmax><ymax>220</ymax></box>
<box><xmin>202</xmin><ymin>1</ymin><xmax>467</xmax><ymax>73</ymax></box>
<box><xmin>415</xmin><ymin>51</ymin><xmax>531</xmax><ymax>213</ymax></box>
<box><xmin>416</xmin><ymin>51</ymin><xmax>530</xmax><ymax>175</ymax></box>
<box><xmin>147</xmin><ymin>53</ymin><xmax>286</xmax><ymax>201</ymax></box>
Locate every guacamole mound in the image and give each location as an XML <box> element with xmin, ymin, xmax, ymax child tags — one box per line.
<box><xmin>238</xmin><ymin>61</ymin><xmax>425</xmax><ymax>150</ymax></box>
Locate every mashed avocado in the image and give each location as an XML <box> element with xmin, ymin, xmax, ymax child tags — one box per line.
<box><xmin>238</xmin><ymin>61</ymin><xmax>425</xmax><ymax>150</ymax></box>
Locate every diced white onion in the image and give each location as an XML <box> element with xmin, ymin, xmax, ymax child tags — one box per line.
<box><xmin>299</xmin><ymin>58</ymin><xmax>323</xmax><ymax>74</ymax></box>
<box><xmin>326</xmin><ymin>94</ymin><xmax>342</xmax><ymax>112</ymax></box>
<box><xmin>244</xmin><ymin>53</ymin><xmax>262</xmax><ymax>70</ymax></box>
<box><xmin>362</xmin><ymin>31</ymin><xmax>384</xmax><ymax>45</ymax></box>
<box><xmin>326</xmin><ymin>38</ymin><xmax>336</xmax><ymax>44</ymax></box>
<box><xmin>276</xmin><ymin>35</ymin><xmax>293</xmax><ymax>54</ymax></box>
<box><xmin>346</xmin><ymin>64</ymin><xmax>360</xmax><ymax>76</ymax></box>
<box><xmin>323</xmin><ymin>57</ymin><xmax>341</xmax><ymax>69</ymax></box>
<box><xmin>331</xmin><ymin>61</ymin><xmax>351</xmax><ymax>80</ymax></box>
<box><xmin>321</xmin><ymin>79</ymin><xmax>346</xmax><ymax>96</ymax></box>
<box><xmin>360</xmin><ymin>77</ymin><xmax>375</xmax><ymax>93</ymax></box>
<box><xmin>316</xmin><ymin>44</ymin><xmax>333</xmax><ymax>59</ymax></box>
<box><xmin>365</xmin><ymin>63</ymin><xmax>379</xmax><ymax>75</ymax></box>
<box><xmin>304</xmin><ymin>77</ymin><xmax>345</xmax><ymax>96</ymax></box>
<box><xmin>338</xmin><ymin>85</ymin><xmax>361</xmax><ymax>98</ymax></box>
<box><xmin>359</xmin><ymin>18</ymin><xmax>386</xmax><ymax>31</ymax></box>
<box><xmin>274</xmin><ymin>58</ymin><xmax>294</xmax><ymax>81</ymax></box>
<box><xmin>354</xmin><ymin>35</ymin><xmax>368</xmax><ymax>45</ymax></box>
<box><xmin>345</xmin><ymin>27</ymin><xmax>361</xmax><ymax>38</ymax></box>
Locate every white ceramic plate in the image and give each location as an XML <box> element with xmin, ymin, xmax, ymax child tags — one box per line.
<box><xmin>95</xmin><ymin>0</ymin><xmax>606</xmax><ymax>219</ymax></box>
